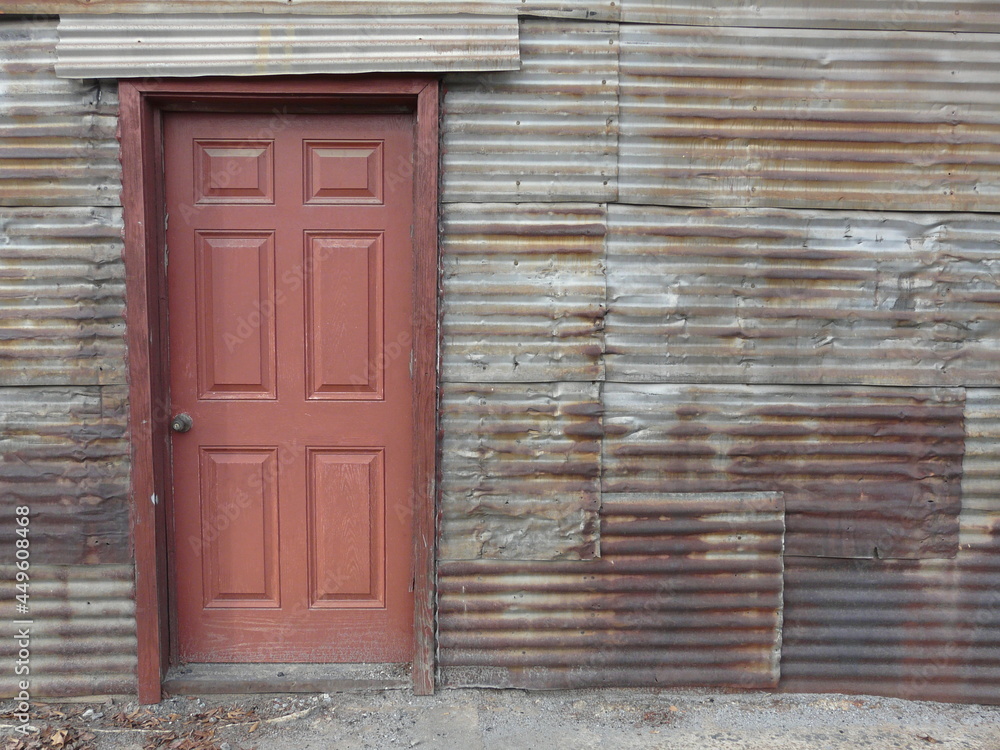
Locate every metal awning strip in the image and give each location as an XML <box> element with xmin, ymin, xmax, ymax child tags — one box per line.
<box><xmin>55</xmin><ymin>13</ymin><xmax>520</xmax><ymax>78</ymax></box>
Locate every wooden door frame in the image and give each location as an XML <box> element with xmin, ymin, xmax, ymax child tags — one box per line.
<box><xmin>118</xmin><ymin>77</ymin><xmax>440</xmax><ymax>704</ymax></box>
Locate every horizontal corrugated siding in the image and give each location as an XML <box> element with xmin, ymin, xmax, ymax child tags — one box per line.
<box><xmin>0</xmin><ymin>207</ymin><xmax>125</xmax><ymax>386</ymax></box>
<box><xmin>1</xmin><ymin>1</ymin><xmax>619</xmax><ymax>21</ymax></box>
<box><xmin>439</xmin><ymin>381</ymin><xmax>601</xmax><ymax>560</ymax></box>
<box><xmin>621</xmin><ymin>0</ymin><xmax>1000</xmax><ymax>33</ymax></box>
<box><xmin>778</xmin><ymin>553</ymin><xmax>1000</xmax><ymax>704</ymax></box>
<box><xmin>442</xmin><ymin>18</ymin><xmax>619</xmax><ymax>203</ymax></box>
<box><xmin>0</xmin><ymin>18</ymin><xmax>136</xmax><ymax>699</ymax></box>
<box><xmin>603</xmin><ymin>383</ymin><xmax>965</xmax><ymax>560</ymax></box>
<box><xmin>781</xmin><ymin>387</ymin><xmax>1000</xmax><ymax>706</ymax></box>
<box><xmin>0</xmin><ymin>565</ymin><xmax>136</xmax><ymax>697</ymax></box>
<box><xmin>55</xmin><ymin>13</ymin><xmax>520</xmax><ymax>78</ymax></box>
<box><xmin>0</xmin><ymin>18</ymin><xmax>120</xmax><ymax>207</ymax></box>
<box><xmin>619</xmin><ymin>24</ymin><xmax>1000</xmax><ymax>212</ymax></box>
<box><xmin>441</xmin><ymin>203</ymin><xmax>606</xmax><ymax>382</ymax></box>
<box><xmin>605</xmin><ymin>205</ymin><xmax>1000</xmax><ymax>387</ymax></box>
<box><xmin>0</xmin><ymin>386</ymin><xmax>130</xmax><ymax>565</ymax></box>
<box><xmin>439</xmin><ymin>491</ymin><xmax>784</xmax><ymax>689</ymax></box>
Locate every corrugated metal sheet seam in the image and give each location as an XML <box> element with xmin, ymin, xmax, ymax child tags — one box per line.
<box><xmin>10</xmin><ymin>0</ymin><xmax>1000</xmax><ymax>33</ymax></box>
<box><xmin>439</xmin><ymin>492</ymin><xmax>786</xmax><ymax>689</ymax></box>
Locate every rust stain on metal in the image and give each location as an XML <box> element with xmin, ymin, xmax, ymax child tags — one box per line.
<box><xmin>603</xmin><ymin>384</ymin><xmax>965</xmax><ymax>560</ymax></box>
<box><xmin>439</xmin><ymin>491</ymin><xmax>784</xmax><ymax>689</ymax></box>
<box><xmin>619</xmin><ymin>24</ymin><xmax>1000</xmax><ymax>212</ymax></box>
<box><xmin>0</xmin><ymin>386</ymin><xmax>130</xmax><ymax>564</ymax></box>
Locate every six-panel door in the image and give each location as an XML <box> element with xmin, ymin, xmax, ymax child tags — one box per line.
<box><xmin>164</xmin><ymin>111</ymin><xmax>415</xmax><ymax>662</ymax></box>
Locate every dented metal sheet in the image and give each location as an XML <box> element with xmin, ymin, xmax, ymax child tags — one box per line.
<box><xmin>0</xmin><ymin>18</ymin><xmax>120</xmax><ymax>207</ymax></box>
<box><xmin>0</xmin><ymin>207</ymin><xmax>125</xmax><ymax>386</ymax></box>
<box><xmin>605</xmin><ymin>205</ymin><xmax>1000</xmax><ymax>387</ymax></box>
<box><xmin>55</xmin><ymin>13</ymin><xmax>520</xmax><ymax>78</ymax></box>
<box><xmin>441</xmin><ymin>203</ymin><xmax>606</xmax><ymax>382</ymax></box>
<box><xmin>602</xmin><ymin>383</ymin><xmax>965</xmax><ymax>559</ymax></box>
<box><xmin>0</xmin><ymin>565</ymin><xmax>136</xmax><ymax>698</ymax></box>
<box><xmin>620</xmin><ymin>0</ymin><xmax>1000</xmax><ymax>33</ymax></box>
<box><xmin>1</xmin><ymin>0</ymin><xmax>618</xmax><ymax>20</ymax></box>
<box><xmin>442</xmin><ymin>18</ymin><xmax>619</xmax><ymax>203</ymax></box>
<box><xmin>439</xmin><ymin>491</ymin><xmax>785</xmax><ymax>689</ymax></box>
<box><xmin>619</xmin><ymin>24</ymin><xmax>1000</xmax><ymax>212</ymax></box>
<box><xmin>0</xmin><ymin>386</ymin><xmax>130</xmax><ymax>565</ymax></box>
<box><xmin>439</xmin><ymin>381</ymin><xmax>602</xmax><ymax>560</ymax></box>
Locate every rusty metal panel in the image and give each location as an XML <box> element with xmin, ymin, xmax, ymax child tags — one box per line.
<box><xmin>442</xmin><ymin>203</ymin><xmax>606</xmax><ymax>383</ymax></box>
<box><xmin>2</xmin><ymin>1</ymin><xmax>618</xmax><ymax>20</ymax></box>
<box><xmin>603</xmin><ymin>383</ymin><xmax>964</xmax><ymax>559</ymax></box>
<box><xmin>439</xmin><ymin>381</ymin><xmax>602</xmax><ymax>561</ymax></box>
<box><xmin>438</xmin><ymin>491</ymin><xmax>785</xmax><ymax>689</ymax></box>
<box><xmin>442</xmin><ymin>18</ymin><xmax>619</xmax><ymax>203</ymax></box>
<box><xmin>958</xmin><ymin>389</ymin><xmax>1000</xmax><ymax>548</ymax></box>
<box><xmin>0</xmin><ymin>207</ymin><xmax>125</xmax><ymax>386</ymax></box>
<box><xmin>777</xmin><ymin>553</ymin><xmax>1000</xmax><ymax>704</ymax></box>
<box><xmin>55</xmin><ymin>14</ymin><xmax>520</xmax><ymax>78</ymax></box>
<box><xmin>619</xmin><ymin>24</ymin><xmax>1000</xmax><ymax>212</ymax></box>
<box><xmin>0</xmin><ymin>386</ymin><xmax>130</xmax><ymax>565</ymax></box>
<box><xmin>801</xmin><ymin>388</ymin><xmax>1000</xmax><ymax>702</ymax></box>
<box><xmin>621</xmin><ymin>0</ymin><xmax>1000</xmax><ymax>33</ymax></box>
<box><xmin>605</xmin><ymin>205</ymin><xmax>1000</xmax><ymax>387</ymax></box>
<box><xmin>0</xmin><ymin>565</ymin><xmax>136</xmax><ymax>698</ymax></box>
<box><xmin>0</xmin><ymin>17</ymin><xmax>120</xmax><ymax>207</ymax></box>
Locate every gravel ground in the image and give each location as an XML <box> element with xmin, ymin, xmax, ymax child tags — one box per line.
<box><xmin>2</xmin><ymin>688</ymin><xmax>1000</xmax><ymax>750</ymax></box>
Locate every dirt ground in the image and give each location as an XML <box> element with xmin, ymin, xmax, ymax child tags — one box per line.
<box><xmin>2</xmin><ymin>687</ymin><xmax>1000</xmax><ymax>750</ymax></box>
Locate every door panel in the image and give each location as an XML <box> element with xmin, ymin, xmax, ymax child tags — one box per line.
<box><xmin>307</xmin><ymin>449</ymin><xmax>384</xmax><ymax>608</ymax></box>
<box><xmin>165</xmin><ymin>110</ymin><xmax>415</xmax><ymax>663</ymax></box>
<box><xmin>304</xmin><ymin>232</ymin><xmax>384</xmax><ymax>399</ymax></box>
<box><xmin>199</xmin><ymin>448</ymin><xmax>280</xmax><ymax>608</ymax></box>
<box><xmin>195</xmin><ymin>231</ymin><xmax>276</xmax><ymax>399</ymax></box>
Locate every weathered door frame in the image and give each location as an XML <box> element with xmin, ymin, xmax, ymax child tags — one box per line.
<box><xmin>118</xmin><ymin>77</ymin><xmax>440</xmax><ymax>704</ymax></box>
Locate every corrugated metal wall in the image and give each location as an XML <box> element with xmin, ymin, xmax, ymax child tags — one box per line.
<box><xmin>3</xmin><ymin>1</ymin><xmax>1000</xmax><ymax>702</ymax></box>
<box><xmin>0</xmin><ymin>17</ymin><xmax>134</xmax><ymax>697</ymax></box>
<box><xmin>435</xmin><ymin>12</ymin><xmax>1000</xmax><ymax>702</ymax></box>
<box><xmin>439</xmin><ymin>492</ymin><xmax>786</xmax><ymax>688</ymax></box>
<box><xmin>0</xmin><ymin>565</ymin><xmax>136</xmax><ymax>697</ymax></box>
<box><xmin>440</xmin><ymin>11</ymin><xmax>1000</xmax><ymax>701</ymax></box>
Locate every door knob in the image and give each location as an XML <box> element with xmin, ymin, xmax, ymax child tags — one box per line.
<box><xmin>170</xmin><ymin>413</ymin><xmax>194</xmax><ymax>433</ymax></box>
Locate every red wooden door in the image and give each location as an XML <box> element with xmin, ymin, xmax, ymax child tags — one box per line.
<box><xmin>164</xmin><ymin>110</ymin><xmax>415</xmax><ymax>663</ymax></box>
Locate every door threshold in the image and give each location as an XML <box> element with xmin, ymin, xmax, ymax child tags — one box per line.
<box><xmin>163</xmin><ymin>663</ymin><xmax>411</xmax><ymax>695</ymax></box>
